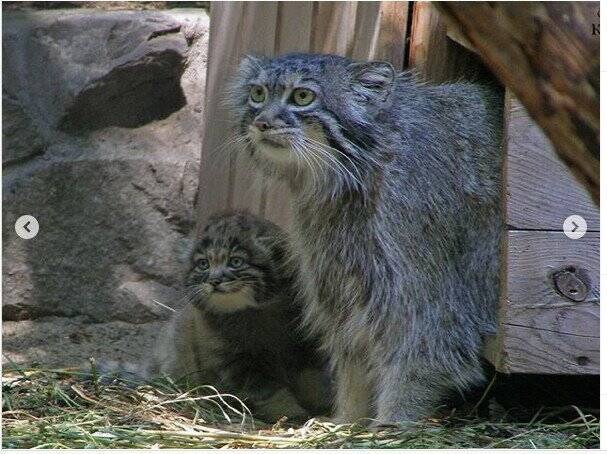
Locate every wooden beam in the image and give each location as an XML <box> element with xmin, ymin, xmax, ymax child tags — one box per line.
<box><xmin>504</xmin><ymin>91</ymin><xmax>599</xmax><ymax>231</ymax></box>
<box><xmin>436</xmin><ymin>2</ymin><xmax>600</xmax><ymax>205</ymax></box>
<box><xmin>490</xmin><ymin>230</ymin><xmax>599</xmax><ymax>375</ymax></box>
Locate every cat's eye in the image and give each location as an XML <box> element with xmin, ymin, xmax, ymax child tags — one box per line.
<box><xmin>249</xmin><ymin>85</ymin><xmax>266</xmax><ymax>103</ymax></box>
<box><xmin>196</xmin><ymin>258</ymin><xmax>209</xmax><ymax>270</ymax></box>
<box><xmin>228</xmin><ymin>257</ymin><xmax>245</xmax><ymax>268</ymax></box>
<box><xmin>291</xmin><ymin>88</ymin><xmax>316</xmax><ymax>106</ymax></box>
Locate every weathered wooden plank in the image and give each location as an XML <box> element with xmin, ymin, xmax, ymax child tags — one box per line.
<box><xmin>350</xmin><ymin>2</ymin><xmax>409</xmax><ymax>69</ymax></box>
<box><xmin>408</xmin><ymin>2</ymin><xmax>451</xmax><ymax>82</ymax></box>
<box><xmin>375</xmin><ymin>1</ymin><xmax>409</xmax><ymax>69</ymax></box>
<box><xmin>505</xmin><ymin>92</ymin><xmax>599</xmax><ymax>231</ymax></box>
<box><xmin>229</xmin><ymin>3</ymin><xmax>279</xmax><ymax>218</ymax></box>
<box><xmin>196</xmin><ymin>2</ymin><xmax>245</xmax><ymax>232</ymax></box>
<box><xmin>408</xmin><ymin>2</ymin><xmax>491</xmax><ymax>83</ymax></box>
<box><xmin>310</xmin><ymin>2</ymin><xmax>358</xmax><ymax>55</ymax></box>
<box><xmin>197</xmin><ymin>2</ymin><xmax>279</xmax><ymax>232</ymax></box>
<box><xmin>505</xmin><ymin>302</ymin><xmax>599</xmax><ymax>340</ymax></box>
<box><xmin>275</xmin><ymin>2</ymin><xmax>314</xmax><ymax>54</ymax></box>
<box><xmin>488</xmin><ymin>230</ymin><xmax>599</xmax><ymax>374</ymax></box>
<box><xmin>496</xmin><ymin>324</ymin><xmax>599</xmax><ymax>375</ymax></box>
<box><xmin>350</xmin><ymin>2</ymin><xmax>382</xmax><ymax>62</ymax></box>
<box><xmin>505</xmin><ymin>231</ymin><xmax>599</xmax><ymax>313</ymax></box>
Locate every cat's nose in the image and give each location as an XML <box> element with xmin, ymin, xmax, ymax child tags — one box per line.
<box><xmin>254</xmin><ymin>119</ymin><xmax>271</xmax><ymax>131</ymax></box>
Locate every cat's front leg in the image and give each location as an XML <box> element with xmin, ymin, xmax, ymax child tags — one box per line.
<box><xmin>373</xmin><ymin>362</ymin><xmax>444</xmax><ymax>425</ymax></box>
<box><xmin>332</xmin><ymin>357</ymin><xmax>374</xmax><ymax>424</ymax></box>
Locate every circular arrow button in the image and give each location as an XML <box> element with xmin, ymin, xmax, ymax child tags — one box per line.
<box><xmin>563</xmin><ymin>215</ymin><xmax>587</xmax><ymax>240</ymax></box>
<box><xmin>15</xmin><ymin>215</ymin><xmax>39</xmax><ymax>240</ymax></box>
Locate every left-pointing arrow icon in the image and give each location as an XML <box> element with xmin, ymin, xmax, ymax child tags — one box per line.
<box><xmin>15</xmin><ymin>215</ymin><xmax>39</xmax><ymax>239</ymax></box>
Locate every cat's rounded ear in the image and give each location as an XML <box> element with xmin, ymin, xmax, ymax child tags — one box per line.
<box><xmin>238</xmin><ymin>54</ymin><xmax>265</xmax><ymax>77</ymax></box>
<box><xmin>348</xmin><ymin>61</ymin><xmax>395</xmax><ymax>99</ymax></box>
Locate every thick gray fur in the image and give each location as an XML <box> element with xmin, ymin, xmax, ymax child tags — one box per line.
<box><xmin>226</xmin><ymin>53</ymin><xmax>503</xmax><ymax>424</ymax></box>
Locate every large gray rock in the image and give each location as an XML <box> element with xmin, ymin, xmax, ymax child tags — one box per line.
<box><xmin>2</xmin><ymin>10</ymin><xmax>198</xmax><ymax>134</ymax></box>
<box><xmin>3</xmin><ymin>158</ymin><xmax>198</xmax><ymax>322</ymax></box>
<box><xmin>2</xmin><ymin>95</ymin><xmax>47</xmax><ymax>165</ymax></box>
<box><xmin>2</xmin><ymin>9</ymin><xmax>209</xmax><ymax>365</ymax></box>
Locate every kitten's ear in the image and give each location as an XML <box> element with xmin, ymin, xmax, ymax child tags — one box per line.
<box><xmin>175</xmin><ymin>237</ymin><xmax>196</xmax><ymax>266</ymax></box>
<box><xmin>348</xmin><ymin>61</ymin><xmax>395</xmax><ymax>98</ymax></box>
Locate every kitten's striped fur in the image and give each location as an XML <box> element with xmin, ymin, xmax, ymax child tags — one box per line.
<box><xmin>147</xmin><ymin>212</ymin><xmax>331</xmax><ymax>422</ymax></box>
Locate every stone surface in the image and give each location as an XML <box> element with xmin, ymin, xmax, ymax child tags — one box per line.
<box><xmin>3</xmin><ymin>159</ymin><xmax>197</xmax><ymax>322</ymax></box>
<box><xmin>3</xmin><ymin>316</ymin><xmax>164</xmax><ymax>367</ymax></box>
<box><xmin>2</xmin><ymin>9</ymin><xmax>209</xmax><ymax>366</ymax></box>
<box><xmin>2</xmin><ymin>95</ymin><xmax>47</xmax><ymax>165</ymax></box>
<box><xmin>113</xmin><ymin>280</ymin><xmax>183</xmax><ymax>323</ymax></box>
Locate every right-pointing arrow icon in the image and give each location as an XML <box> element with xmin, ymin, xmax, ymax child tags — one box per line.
<box><xmin>563</xmin><ymin>215</ymin><xmax>587</xmax><ymax>239</ymax></box>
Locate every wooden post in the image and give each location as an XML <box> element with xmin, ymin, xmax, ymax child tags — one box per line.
<box><xmin>195</xmin><ymin>1</ymin><xmax>409</xmax><ymax>233</ymax></box>
<box><xmin>408</xmin><ymin>2</ymin><xmax>490</xmax><ymax>83</ymax></box>
<box><xmin>486</xmin><ymin>91</ymin><xmax>600</xmax><ymax>375</ymax></box>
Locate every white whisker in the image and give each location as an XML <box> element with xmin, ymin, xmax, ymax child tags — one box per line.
<box><xmin>151</xmin><ymin>300</ymin><xmax>177</xmax><ymax>313</ymax></box>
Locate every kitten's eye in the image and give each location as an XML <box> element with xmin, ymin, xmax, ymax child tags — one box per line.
<box><xmin>196</xmin><ymin>258</ymin><xmax>209</xmax><ymax>270</ymax></box>
<box><xmin>291</xmin><ymin>88</ymin><xmax>316</xmax><ymax>106</ymax></box>
<box><xmin>228</xmin><ymin>257</ymin><xmax>245</xmax><ymax>268</ymax></box>
<box><xmin>249</xmin><ymin>85</ymin><xmax>266</xmax><ymax>103</ymax></box>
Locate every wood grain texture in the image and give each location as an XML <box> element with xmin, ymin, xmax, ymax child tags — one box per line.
<box><xmin>275</xmin><ymin>2</ymin><xmax>314</xmax><ymax>54</ymax></box>
<box><xmin>196</xmin><ymin>2</ymin><xmax>245</xmax><ymax>234</ymax></box>
<box><xmin>310</xmin><ymin>2</ymin><xmax>358</xmax><ymax>55</ymax></box>
<box><xmin>505</xmin><ymin>230</ymin><xmax>599</xmax><ymax>330</ymax></box>
<box><xmin>407</xmin><ymin>2</ymin><xmax>489</xmax><ymax>83</ymax></box>
<box><xmin>505</xmin><ymin>91</ymin><xmax>599</xmax><ymax>231</ymax></box>
<box><xmin>196</xmin><ymin>1</ymin><xmax>411</xmax><ymax>231</ymax></box>
<box><xmin>488</xmin><ymin>230</ymin><xmax>599</xmax><ymax>374</ymax></box>
<box><xmin>408</xmin><ymin>2</ymin><xmax>450</xmax><ymax>82</ymax></box>
<box><xmin>436</xmin><ymin>1</ymin><xmax>600</xmax><ymax>204</ymax></box>
<box><xmin>350</xmin><ymin>2</ymin><xmax>409</xmax><ymax>68</ymax></box>
<box><xmin>496</xmin><ymin>324</ymin><xmax>599</xmax><ymax>375</ymax></box>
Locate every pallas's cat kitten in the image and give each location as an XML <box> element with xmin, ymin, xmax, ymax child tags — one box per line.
<box><xmin>148</xmin><ymin>212</ymin><xmax>330</xmax><ymax>422</ymax></box>
<box><xmin>227</xmin><ymin>54</ymin><xmax>503</xmax><ymax>424</ymax></box>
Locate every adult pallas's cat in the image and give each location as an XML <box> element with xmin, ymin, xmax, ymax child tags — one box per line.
<box><xmin>227</xmin><ymin>53</ymin><xmax>503</xmax><ymax>424</ymax></box>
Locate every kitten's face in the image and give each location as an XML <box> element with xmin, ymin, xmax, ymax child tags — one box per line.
<box><xmin>228</xmin><ymin>54</ymin><xmax>394</xmax><ymax>192</ymax></box>
<box><xmin>185</xmin><ymin>214</ymin><xmax>284</xmax><ymax>313</ymax></box>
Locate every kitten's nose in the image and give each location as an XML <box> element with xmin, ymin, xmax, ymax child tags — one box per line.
<box><xmin>254</xmin><ymin>119</ymin><xmax>271</xmax><ymax>131</ymax></box>
<box><xmin>209</xmin><ymin>278</ymin><xmax>221</xmax><ymax>287</ymax></box>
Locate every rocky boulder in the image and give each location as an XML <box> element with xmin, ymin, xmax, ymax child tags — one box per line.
<box><xmin>2</xmin><ymin>8</ymin><xmax>209</xmax><ymax>366</ymax></box>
